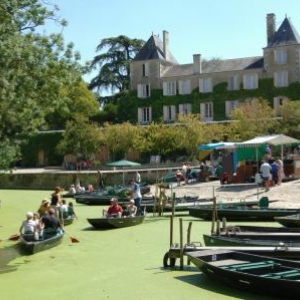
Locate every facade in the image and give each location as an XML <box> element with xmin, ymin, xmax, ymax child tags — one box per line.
<box><xmin>130</xmin><ymin>14</ymin><xmax>300</xmax><ymax>124</ymax></box>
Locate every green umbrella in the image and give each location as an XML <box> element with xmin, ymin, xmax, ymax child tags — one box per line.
<box><xmin>106</xmin><ymin>159</ymin><xmax>141</xmax><ymax>184</ymax></box>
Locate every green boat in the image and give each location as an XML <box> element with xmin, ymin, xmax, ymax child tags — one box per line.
<box><xmin>19</xmin><ymin>231</ymin><xmax>65</xmax><ymax>255</ymax></box>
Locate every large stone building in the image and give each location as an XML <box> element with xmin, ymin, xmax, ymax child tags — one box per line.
<box><xmin>130</xmin><ymin>13</ymin><xmax>300</xmax><ymax>124</ymax></box>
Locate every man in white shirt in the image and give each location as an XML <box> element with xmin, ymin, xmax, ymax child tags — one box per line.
<box><xmin>260</xmin><ymin>160</ymin><xmax>272</xmax><ymax>191</ymax></box>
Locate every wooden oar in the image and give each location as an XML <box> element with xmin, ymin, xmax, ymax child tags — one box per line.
<box><xmin>0</xmin><ymin>234</ymin><xmax>20</xmax><ymax>242</ymax></box>
<box><xmin>64</xmin><ymin>230</ymin><xmax>79</xmax><ymax>243</ymax></box>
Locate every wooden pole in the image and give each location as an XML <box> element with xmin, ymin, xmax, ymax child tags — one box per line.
<box><xmin>179</xmin><ymin>218</ymin><xmax>183</xmax><ymax>270</ymax></box>
<box><xmin>170</xmin><ymin>215</ymin><xmax>173</xmax><ymax>247</ymax></box>
<box><xmin>187</xmin><ymin>221</ymin><xmax>192</xmax><ymax>265</ymax></box>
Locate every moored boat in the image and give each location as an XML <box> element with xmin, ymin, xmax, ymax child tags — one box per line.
<box><xmin>275</xmin><ymin>214</ymin><xmax>300</xmax><ymax>228</ymax></box>
<box><xmin>87</xmin><ymin>215</ymin><xmax>145</xmax><ymax>229</ymax></box>
<box><xmin>187</xmin><ymin>249</ymin><xmax>300</xmax><ymax>299</ymax></box>
<box><xmin>19</xmin><ymin>231</ymin><xmax>64</xmax><ymax>255</ymax></box>
<box><xmin>188</xmin><ymin>206</ymin><xmax>300</xmax><ymax>221</ymax></box>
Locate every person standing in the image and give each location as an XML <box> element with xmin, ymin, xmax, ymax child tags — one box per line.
<box><xmin>129</xmin><ymin>179</ymin><xmax>143</xmax><ymax>216</ymax></box>
<box><xmin>276</xmin><ymin>156</ymin><xmax>285</xmax><ymax>185</ymax></box>
<box><xmin>97</xmin><ymin>170</ymin><xmax>104</xmax><ymax>191</ymax></box>
<box><xmin>260</xmin><ymin>160</ymin><xmax>272</xmax><ymax>192</ymax></box>
<box><xmin>135</xmin><ymin>171</ymin><xmax>141</xmax><ymax>184</ymax></box>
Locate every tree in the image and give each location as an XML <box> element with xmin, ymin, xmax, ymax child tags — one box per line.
<box><xmin>0</xmin><ymin>0</ymin><xmax>83</xmax><ymax>168</ymax></box>
<box><xmin>56</xmin><ymin>116</ymin><xmax>104</xmax><ymax>162</ymax></box>
<box><xmin>88</xmin><ymin>35</ymin><xmax>144</xmax><ymax>98</ymax></box>
<box><xmin>229</xmin><ymin>98</ymin><xmax>278</xmax><ymax>140</ymax></box>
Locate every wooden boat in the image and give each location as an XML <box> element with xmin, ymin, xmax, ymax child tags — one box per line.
<box><xmin>221</xmin><ymin>224</ymin><xmax>300</xmax><ymax>233</ymax></box>
<box><xmin>203</xmin><ymin>233</ymin><xmax>300</xmax><ymax>247</ymax></box>
<box><xmin>188</xmin><ymin>206</ymin><xmax>300</xmax><ymax>221</ymax></box>
<box><xmin>75</xmin><ymin>184</ymin><xmax>151</xmax><ymax>205</ymax></box>
<box><xmin>60</xmin><ymin>216</ymin><xmax>75</xmax><ymax>226</ymax></box>
<box><xmin>165</xmin><ymin>244</ymin><xmax>300</xmax><ymax>267</ymax></box>
<box><xmin>87</xmin><ymin>215</ymin><xmax>145</xmax><ymax>229</ymax></box>
<box><xmin>275</xmin><ymin>214</ymin><xmax>300</xmax><ymax>228</ymax></box>
<box><xmin>19</xmin><ymin>231</ymin><xmax>64</xmax><ymax>255</ymax></box>
<box><xmin>186</xmin><ymin>249</ymin><xmax>300</xmax><ymax>299</ymax></box>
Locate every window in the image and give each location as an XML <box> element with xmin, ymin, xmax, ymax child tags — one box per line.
<box><xmin>163</xmin><ymin>81</ymin><xmax>176</xmax><ymax>96</ymax></box>
<box><xmin>178</xmin><ymin>103</ymin><xmax>192</xmax><ymax>115</ymax></box>
<box><xmin>163</xmin><ymin>105</ymin><xmax>176</xmax><ymax>122</ymax></box>
<box><xmin>275</xmin><ymin>49</ymin><xmax>287</xmax><ymax>65</ymax></box>
<box><xmin>225</xmin><ymin>100</ymin><xmax>239</xmax><ymax>117</ymax></box>
<box><xmin>199</xmin><ymin>78</ymin><xmax>212</xmax><ymax>93</ymax></box>
<box><xmin>200</xmin><ymin>102</ymin><xmax>213</xmax><ymax>121</ymax></box>
<box><xmin>178</xmin><ymin>80</ymin><xmax>191</xmax><ymax>95</ymax></box>
<box><xmin>142</xmin><ymin>63</ymin><xmax>149</xmax><ymax>77</ymax></box>
<box><xmin>138</xmin><ymin>107</ymin><xmax>152</xmax><ymax>124</ymax></box>
<box><xmin>228</xmin><ymin>75</ymin><xmax>238</xmax><ymax>91</ymax></box>
<box><xmin>243</xmin><ymin>74</ymin><xmax>258</xmax><ymax>89</ymax></box>
<box><xmin>274</xmin><ymin>71</ymin><xmax>288</xmax><ymax>87</ymax></box>
<box><xmin>137</xmin><ymin>84</ymin><xmax>151</xmax><ymax>98</ymax></box>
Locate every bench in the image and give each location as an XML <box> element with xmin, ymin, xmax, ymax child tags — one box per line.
<box><xmin>222</xmin><ymin>260</ymin><xmax>278</xmax><ymax>271</ymax></box>
<box><xmin>262</xmin><ymin>269</ymin><xmax>300</xmax><ymax>279</ymax></box>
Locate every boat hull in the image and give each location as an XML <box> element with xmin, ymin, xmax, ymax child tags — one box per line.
<box><xmin>275</xmin><ymin>214</ymin><xmax>300</xmax><ymax>228</ymax></box>
<box><xmin>87</xmin><ymin>215</ymin><xmax>145</xmax><ymax>229</ymax></box>
<box><xmin>19</xmin><ymin>232</ymin><xmax>64</xmax><ymax>255</ymax></box>
<box><xmin>187</xmin><ymin>249</ymin><xmax>300</xmax><ymax>299</ymax></box>
<box><xmin>189</xmin><ymin>207</ymin><xmax>300</xmax><ymax>221</ymax></box>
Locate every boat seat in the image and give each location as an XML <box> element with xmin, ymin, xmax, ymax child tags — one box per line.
<box><xmin>222</xmin><ymin>260</ymin><xmax>278</xmax><ymax>271</ymax></box>
<box><xmin>262</xmin><ymin>269</ymin><xmax>300</xmax><ymax>279</ymax></box>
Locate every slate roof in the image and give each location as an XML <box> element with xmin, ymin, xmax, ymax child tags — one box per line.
<box><xmin>133</xmin><ymin>34</ymin><xmax>178</xmax><ymax>64</ymax></box>
<box><xmin>161</xmin><ymin>56</ymin><xmax>264</xmax><ymax>78</ymax></box>
<box><xmin>267</xmin><ymin>17</ymin><xmax>300</xmax><ymax>47</ymax></box>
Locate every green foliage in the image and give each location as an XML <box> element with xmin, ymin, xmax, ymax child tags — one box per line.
<box><xmin>88</xmin><ymin>35</ymin><xmax>144</xmax><ymax>97</ymax></box>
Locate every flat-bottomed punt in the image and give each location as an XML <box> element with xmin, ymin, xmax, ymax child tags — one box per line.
<box><xmin>87</xmin><ymin>215</ymin><xmax>145</xmax><ymax>229</ymax></box>
<box><xmin>19</xmin><ymin>231</ymin><xmax>64</xmax><ymax>255</ymax></box>
<box><xmin>275</xmin><ymin>214</ymin><xmax>300</xmax><ymax>228</ymax></box>
<box><xmin>187</xmin><ymin>249</ymin><xmax>300</xmax><ymax>299</ymax></box>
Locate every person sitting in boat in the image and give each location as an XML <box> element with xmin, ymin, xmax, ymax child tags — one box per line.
<box><xmin>123</xmin><ymin>199</ymin><xmax>137</xmax><ymax>217</ymax></box>
<box><xmin>19</xmin><ymin>212</ymin><xmax>38</xmax><ymax>241</ymax></box>
<box><xmin>40</xmin><ymin>208</ymin><xmax>63</xmax><ymax>239</ymax></box>
<box><xmin>102</xmin><ymin>197</ymin><xmax>123</xmax><ymax>218</ymax></box>
<box><xmin>68</xmin><ymin>202</ymin><xmax>77</xmax><ymax>219</ymax></box>
<box><xmin>68</xmin><ymin>184</ymin><xmax>76</xmax><ymax>195</ymax></box>
<box><xmin>37</xmin><ymin>199</ymin><xmax>50</xmax><ymax>217</ymax></box>
<box><xmin>33</xmin><ymin>212</ymin><xmax>43</xmax><ymax>239</ymax></box>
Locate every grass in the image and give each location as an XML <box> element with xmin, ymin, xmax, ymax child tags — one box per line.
<box><xmin>0</xmin><ymin>190</ymin><xmax>273</xmax><ymax>300</ymax></box>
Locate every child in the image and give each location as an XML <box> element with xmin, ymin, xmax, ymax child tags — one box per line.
<box><xmin>68</xmin><ymin>202</ymin><xmax>77</xmax><ymax>219</ymax></box>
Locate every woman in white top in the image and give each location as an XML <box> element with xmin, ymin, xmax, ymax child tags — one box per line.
<box><xmin>19</xmin><ymin>212</ymin><xmax>38</xmax><ymax>241</ymax></box>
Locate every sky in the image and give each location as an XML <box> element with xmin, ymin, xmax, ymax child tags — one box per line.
<box><xmin>43</xmin><ymin>0</ymin><xmax>300</xmax><ymax>86</ymax></box>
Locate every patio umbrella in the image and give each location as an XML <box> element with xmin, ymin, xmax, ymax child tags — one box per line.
<box><xmin>106</xmin><ymin>159</ymin><xmax>141</xmax><ymax>185</ymax></box>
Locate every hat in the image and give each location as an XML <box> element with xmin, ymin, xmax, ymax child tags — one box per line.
<box><xmin>26</xmin><ymin>212</ymin><xmax>33</xmax><ymax>218</ymax></box>
<box><xmin>129</xmin><ymin>199</ymin><xmax>134</xmax><ymax>203</ymax></box>
<box><xmin>41</xmin><ymin>199</ymin><xmax>50</xmax><ymax>205</ymax></box>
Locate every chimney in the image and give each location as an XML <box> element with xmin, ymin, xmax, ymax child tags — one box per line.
<box><xmin>193</xmin><ymin>54</ymin><xmax>202</xmax><ymax>74</ymax></box>
<box><xmin>267</xmin><ymin>13</ymin><xmax>276</xmax><ymax>44</ymax></box>
<box><xmin>163</xmin><ymin>30</ymin><xmax>169</xmax><ymax>61</ymax></box>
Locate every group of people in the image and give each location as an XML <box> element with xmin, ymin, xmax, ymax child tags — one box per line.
<box><xmin>102</xmin><ymin>177</ymin><xmax>143</xmax><ymax>218</ymax></box>
<box><xmin>260</xmin><ymin>156</ymin><xmax>284</xmax><ymax>192</ymax></box>
<box><xmin>19</xmin><ymin>187</ymin><xmax>77</xmax><ymax>241</ymax></box>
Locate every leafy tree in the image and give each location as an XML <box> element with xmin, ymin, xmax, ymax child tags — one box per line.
<box><xmin>229</xmin><ymin>98</ymin><xmax>278</xmax><ymax>140</ymax></box>
<box><xmin>88</xmin><ymin>35</ymin><xmax>144</xmax><ymax>98</ymax></box>
<box><xmin>56</xmin><ymin>116</ymin><xmax>104</xmax><ymax>161</ymax></box>
<box><xmin>0</xmin><ymin>0</ymin><xmax>83</xmax><ymax>168</ymax></box>
<box><xmin>103</xmin><ymin>122</ymin><xmax>137</xmax><ymax>160</ymax></box>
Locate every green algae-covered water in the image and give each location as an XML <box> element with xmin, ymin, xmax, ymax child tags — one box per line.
<box><xmin>0</xmin><ymin>190</ymin><xmax>273</xmax><ymax>300</ymax></box>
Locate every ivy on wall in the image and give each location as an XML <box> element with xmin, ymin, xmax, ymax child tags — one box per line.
<box><xmin>118</xmin><ymin>79</ymin><xmax>300</xmax><ymax>123</ymax></box>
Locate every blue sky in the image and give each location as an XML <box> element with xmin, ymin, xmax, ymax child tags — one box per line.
<box><xmin>44</xmin><ymin>0</ymin><xmax>300</xmax><ymax>86</ymax></box>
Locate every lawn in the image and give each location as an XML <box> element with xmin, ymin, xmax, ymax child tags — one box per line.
<box><xmin>0</xmin><ymin>190</ymin><xmax>272</xmax><ymax>300</ymax></box>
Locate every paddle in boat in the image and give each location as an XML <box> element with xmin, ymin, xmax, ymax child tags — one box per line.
<box><xmin>187</xmin><ymin>249</ymin><xmax>300</xmax><ymax>299</ymax></box>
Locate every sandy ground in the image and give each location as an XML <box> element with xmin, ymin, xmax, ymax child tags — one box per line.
<box><xmin>148</xmin><ymin>178</ymin><xmax>300</xmax><ymax>209</ymax></box>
